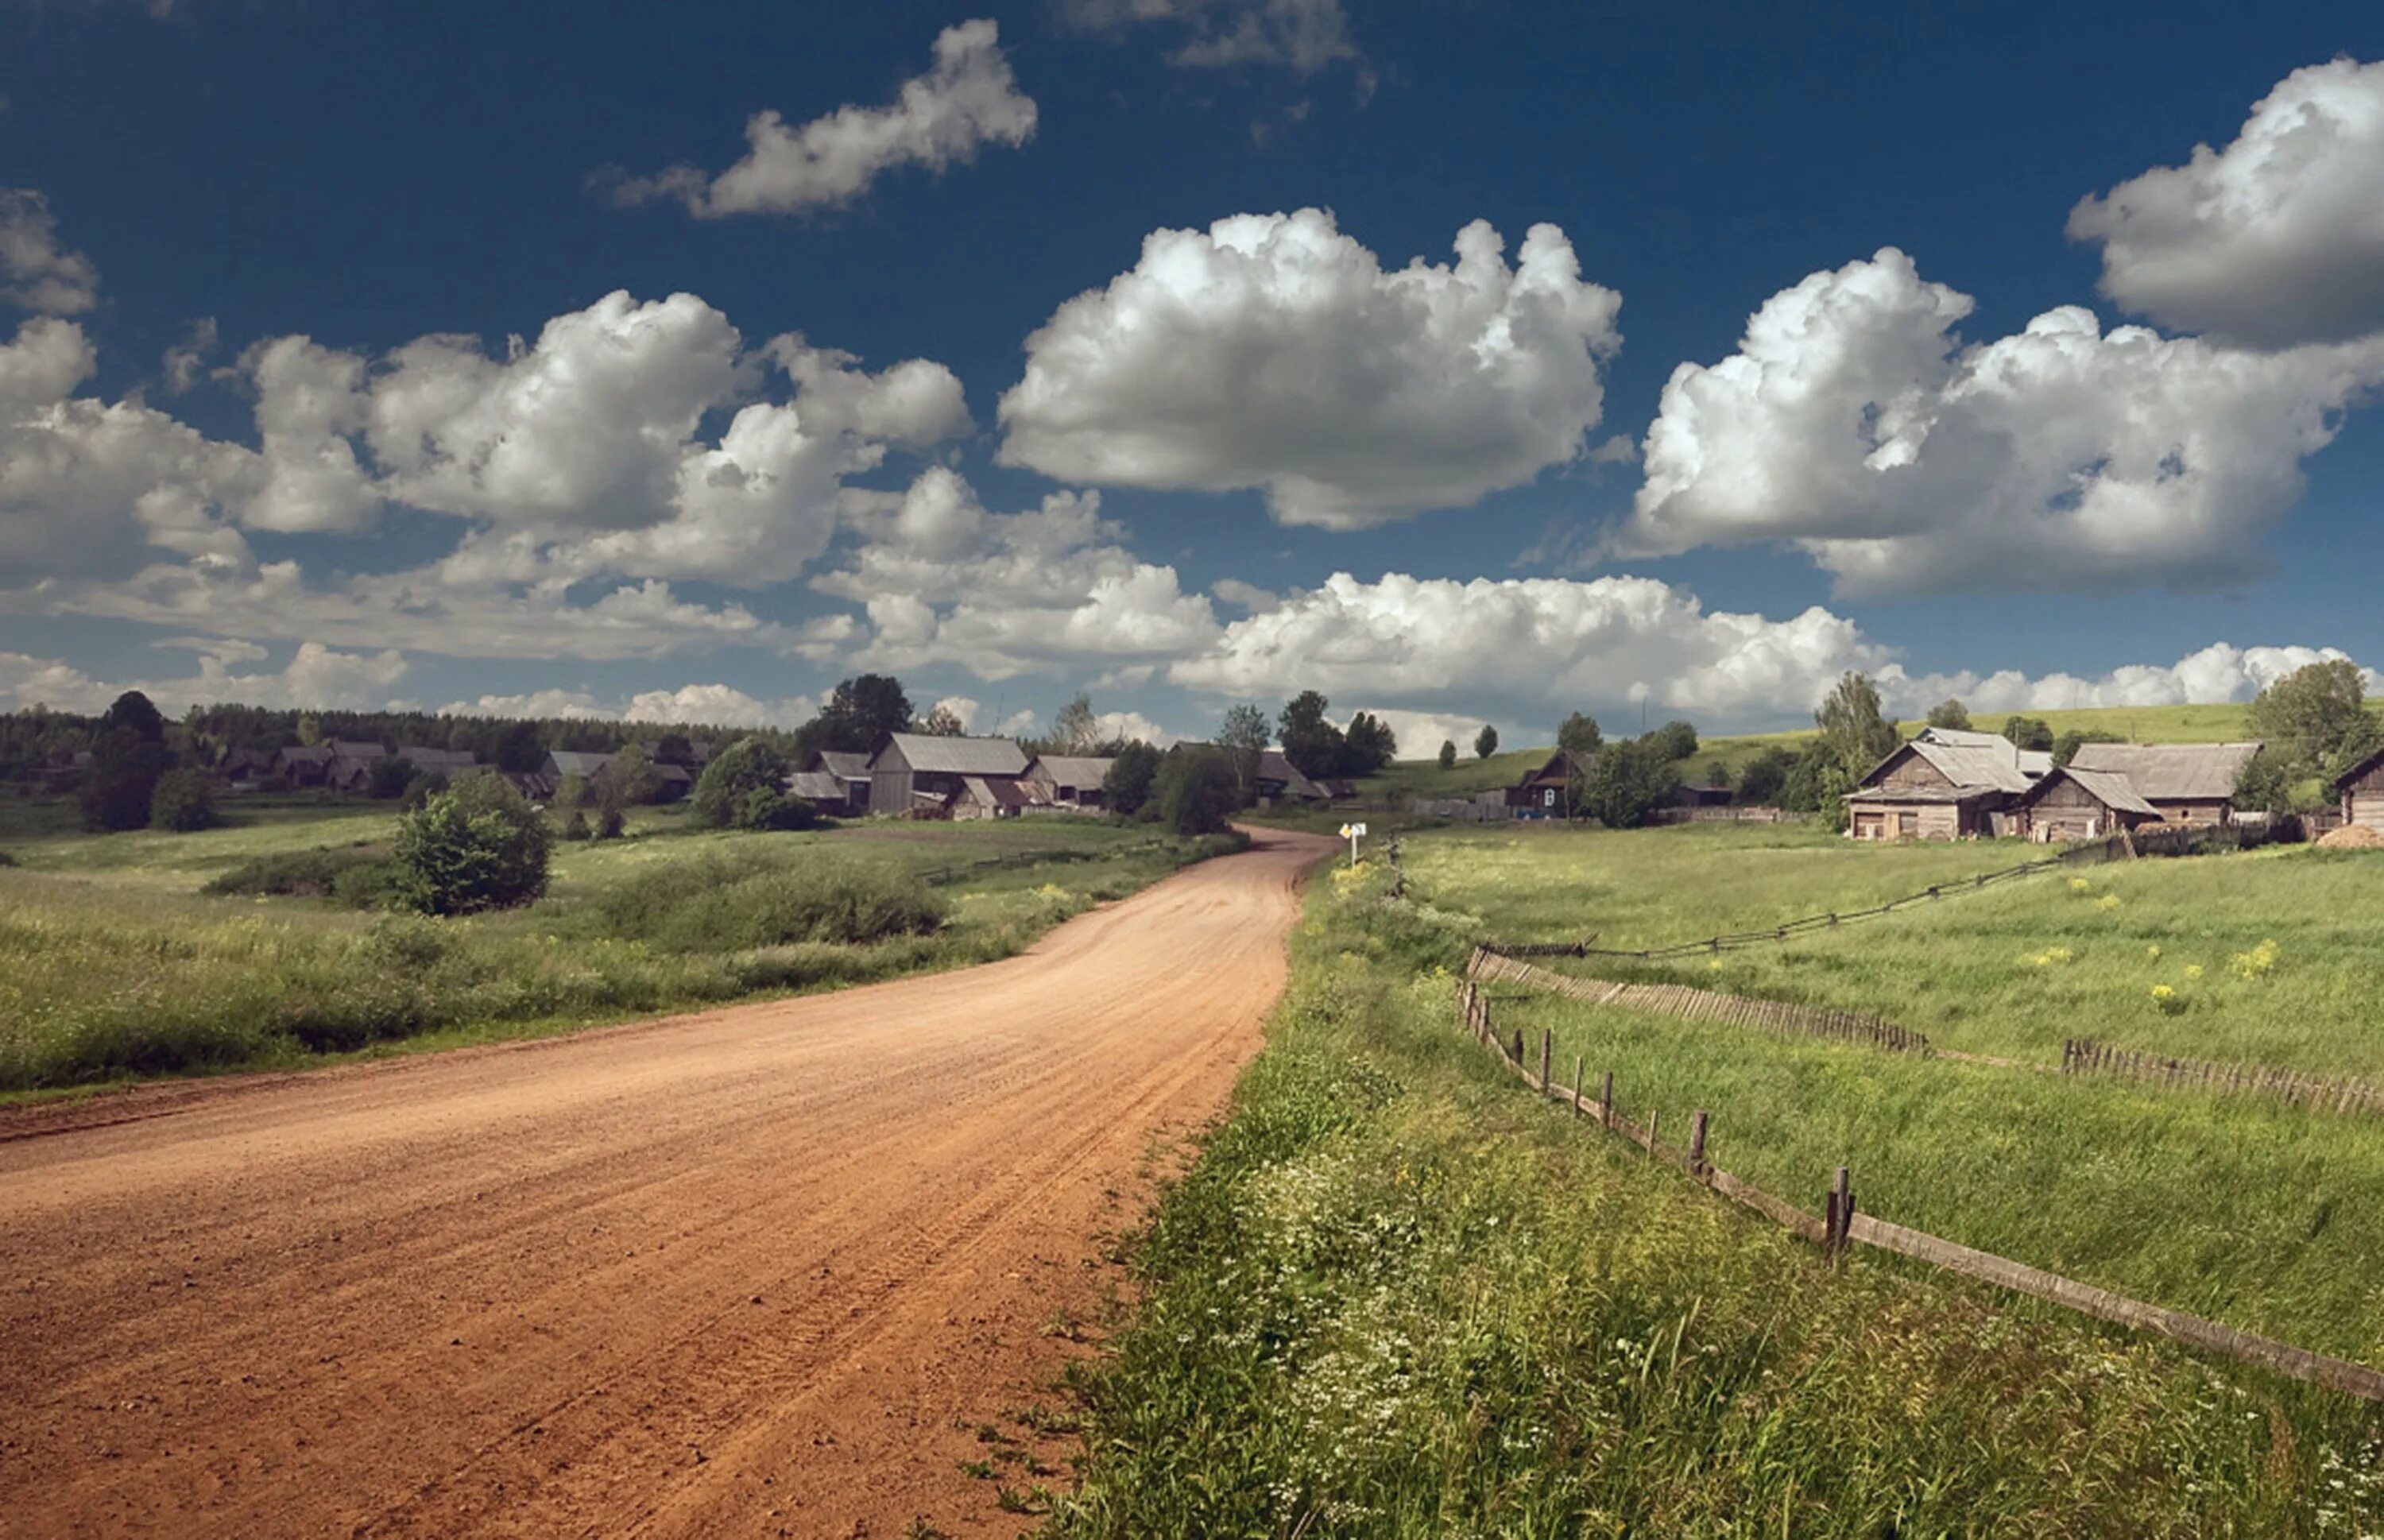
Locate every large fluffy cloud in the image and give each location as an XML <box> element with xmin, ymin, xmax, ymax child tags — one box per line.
<box><xmin>1056</xmin><ymin>0</ymin><xmax>1361</xmax><ymax>75</ymax></box>
<box><xmin>0</xmin><ymin>189</ymin><xmax>99</xmax><ymax>316</ymax></box>
<box><xmin>1626</xmin><ymin>248</ymin><xmax>2384</xmax><ymax>594</ymax></box>
<box><xmin>2069</xmin><ymin>59</ymin><xmax>2384</xmax><ymax>347</ymax></box>
<box><xmin>815</xmin><ymin>468</ymin><xmax>1221</xmax><ymax>679</ymax></box>
<box><xmin>997</xmin><ymin>210</ymin><xmax>1623</xmax><ymax>528</ymax></box>
<box><xmin>1879</xmin><ymin>642</ymin><xmax>2379</xmax><ymax>717</ymax></box>
<box><xmin>1171</xmin><ymin>571</ymin><xmax>1890</xmax><ymax>722</ymax></box>
<box><xmin>610</xmin><ymin>21</ymin><xmax>1035</xmax><ymax>217</ymax></box>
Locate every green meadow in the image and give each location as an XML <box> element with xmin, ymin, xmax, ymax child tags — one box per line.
<box><xmin>1052</xmin><ymin>845</ymin><xmax>2384</xmax><ymax>1537</ymax></box>
<box><xmin>0</xmin><ymin>792</ymin><xmax>1237</xmax><ymax>1094</ymax></box>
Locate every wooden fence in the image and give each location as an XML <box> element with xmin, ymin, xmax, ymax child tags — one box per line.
<box><xmin>1474</xmin><ymin>948</ymin><xmax>2384</xmax><ymax>1120</ymax></box>
<box><xmin>1469</xmin><ymin>948</ymin><xmax>1929</xmax><ymax>1054</ymax></box>
<box><xmin>2064</xmin><ymin>1038</ymin><xmax>2384</xmax><ymax>1118</ymax></box>
<box><xmin>1453</xmin><ymin>981</ymin><xmax>2384</xmax><ymax>1404</ymax></box>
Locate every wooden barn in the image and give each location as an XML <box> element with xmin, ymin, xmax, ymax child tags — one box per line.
<box><xmin>2015</xmin><ymin>766</ymin><xmax>2160</xmax><ymax>842</ymax></box>
<box><xmin>1507</xmin><ymin>749</ymin><xmax>1587</xmax><ymax>819</ymax></box>
<box><xmin>1845</xmin><ymin>738</ymin><xmax>2033</xmax><ymax>841</ymax></box>
<box><xmin>869</xmin><ymin>733</ymin><xmax>1031</xmax><ymax>817</ymax></box>
<box><xmin>2336</xmin><ymin>746</ymin><xmax>2384</xmax><ymax>830</ymax></box>
<box><xmin>804</xmin><ymin>750</ymin><xmax>874</xmax><ymax>815</ymax></box>
<box><xmin>2065</xmin><ymin>742</ymin><xmax>2262</xmax><ymax>825</ymax></box>
<box><xmin>1024</xmin><ymin>755</ymin><xmax>1116</xmax><ymax>810</ymax></box>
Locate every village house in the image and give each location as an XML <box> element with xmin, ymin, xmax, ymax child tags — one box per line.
<box><xmin>2335</xmin><ymin>746</ymin><xmax>2384</xmax><ymax>831</ymax></box>
<box><xmin>1507</xmin><ymin>749</ymin><xmax>1588</xmax><ymax>819</ymax></box>
<box><xmin>2065</xmin><ymin>743</ymin><xmax>2261</xmax><ymax>826</ymax></box>
<box><xmin>541</xmin><ymin>749</ymin><xmax>615</xmax><ymax>786</ymax></box>
<box><xmin>1252</xmin><ymin>749</ymin><xmax>1329</xmax><ymax>806</ymax></box>
<box><xmin>274</xmin><ymin>740</ymin><xmax>388</xmax><ymax>791</ymax></box>
<box><xmin>785</xmin><ymin>768</ymin><xmax>849</xmax><ymax>809</ymax></box>
<box><xmin>801</xmin><ymin>750</ymin><xmax>874</xmax><ymax>816</ymax></box>
<box><xmin>1024</xmin><ymin>755</ymin><xmax>1116</xmax><ymax>811</ymax></box>
<box><xmin>1914</xmin><ymin>724</ymin><xmax>2054</xmax><ymax>779</ymax></box>
<box><xmin>2012</xmin><ymin>765</ymin><xmax>2161</xmax><ymax>842</ymax></box>
<box><xmin>1846</xmin><ymin>737</ymin><xmax>2035</xmax><ymax>841</ymax></box>
<box><xmin>868</xmin><ymin>733</ymin><xmax>1031</xmax><ymax>817</ymax></box>
<box><xmin>394</xmin><ymin>745</ymin><xmax>481</xmax><ymax>780</ymax></box>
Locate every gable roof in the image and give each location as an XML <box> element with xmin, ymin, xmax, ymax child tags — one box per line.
<box><xmin>2068</xmin><ymin>742</ymin><xmax>2261</xmax><ymax>801</ymax></box>
<box><xmin>2336</xmin><ymin>745</ymin><xmax>2384</xmax><ymax>793</ymax></box>
<box><xmin>1515</xmin><ymin>749</ymin><xmax>1587</xmax><ymax>788</ymax></box>
<box><xmin>546</xmin><ymin>749</ymin><xmax>616</xmax><ymax>777</ymax></box>
<box><xmin>397</xmin><ymin>745</ymin><xmax>479</xmax><ymax>771</ymax></box>
<box><xmin>1256</xmin><ymin>749</ymin><xmax>1328</xmax><ymax>799</ymax></box>
<box><xmin>787</xmin><ymin>769</ymin><xmax>845</xmax><ymax>803</ymax></box>
<box><xmin>1863</xmin><ymin>739</ymin><xmax>2033</xmax><ymax>795</ymax></box>
<box><xmin>813</xmin><ymin>749</ymin><xmax>873</xmax><ymax>780</ymax></box>
<box><xmin>322</xmin><ymin>739</ymin><xmax>389</xmax><ymax>761</ymax></box>
<box><xmin>1029</xmin><ymin>755</ymin><xmax>1114</xmax><ymax>791</ymax></box>
<box><xmin>959</xmin><ymin>775</ymin><xmax>1031</xmax><ymax>808</ymax></box>
<box><xmin>2022</xmin><ymin>764</ymin><xmax>2160</xmax><ymax>818</ymax></box>
<box><xmin>877</xmin><ymin>733</ymin><xmax>1029</xmax><ymax>776</ymax></box>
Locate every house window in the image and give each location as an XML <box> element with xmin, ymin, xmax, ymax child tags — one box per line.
<box><xmin>1543</xmin><ymin>788</ymin><xmax>1556</xmax><ymax>807</ymax></box>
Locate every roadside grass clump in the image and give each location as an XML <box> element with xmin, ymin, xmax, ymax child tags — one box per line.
<box><xmin>202</xmin><ymin>846</ymin><xmax>392</xmax><ymax>899</ymax></box>
<box><xmin>577</xmin><ymin>848</ymin><xmax>946</xmax><ymax>950</ymax></box>
<box><xmin>1054</xmin><ymin>867</ymin><xmax>2382</xmax><ymax>1536</ymax></box>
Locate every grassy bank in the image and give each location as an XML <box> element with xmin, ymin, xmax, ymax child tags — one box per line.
<box><xmin>1405</xmin><ymin>824</ymin><xmax>2384</xmax><ymax>1078</ymax></box>
<box><xmin>1051</xmin><ymin>861</ymin><xmax>2384</xmax><ymax>1535</ymax></box>
<box><xmin>0</xmin><ymin>796</ymin><xmax>1243</xmax><ymax>1093</ymax></box>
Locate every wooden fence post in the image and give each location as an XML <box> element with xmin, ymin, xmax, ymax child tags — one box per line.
<box><xmin>1540</xmin><ymin>1029</ymin><xmax>1552</xmax><ymax>1095</ymax></box>
<box><xmin>1572</xmin><ymin>1054</ymin><xmax>1584</xmax><ymax>1116</ymax></box>
<box><xmin>1601</xmin><ymin>1071</ymin><xmax>1615</xmax><ymax>1128</ymax></box>
<box><xmin>1645</xmin><ymin>1109</ymin><xmax>1659</xmax><ymax>1159</ymax></box>
<box><xmin>1825</xmin><ymin>1167</ymin><xmax>1854</xmax><ymax>1263</ymax></box>
<box><xmin>1688</xmin><ymin>1110</ymin><xmax>1709</xmax><ymax>1175</ymax></box>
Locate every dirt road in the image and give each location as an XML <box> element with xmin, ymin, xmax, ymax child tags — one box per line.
<box><xmin>0</xmin><ymin>827</ymin><xmax>1333</xmax><ymax>1538</ymax></box>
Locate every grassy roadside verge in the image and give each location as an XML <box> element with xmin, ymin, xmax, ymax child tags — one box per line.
<box><xmin>0</xmin><ymin>820</ymin><xmax>1247</xmax><ymax>1098</ymax></box>
<box><xmin>1048</xmin><ymin>865</ymin><xmax>2384</xmax><ymax>1536</ymax></box>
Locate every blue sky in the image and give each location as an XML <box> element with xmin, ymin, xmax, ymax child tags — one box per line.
<box><xmin>4</xmin><ymin>0</ymin><xmax>2383</xmax><ymax>747</ymax></box>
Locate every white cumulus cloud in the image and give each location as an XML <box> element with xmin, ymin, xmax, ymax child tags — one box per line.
<box><xmin>2069</xmin><ymin>58</ymin><xmax>2384</xmax><ymax>347</ymax></box>
<box><xmin>1878</xmin><ymin>642</ymin><xmax>2380</xmax><ymax>717</ymax></box>
<box><xmin>610</xmin><ymin>21</ymin><xmax>1035</xmax><ymax>217</ymax></box>
<box><xmin>625</xmin><ymin>682</ymin><xmax>815</xmax><ymax>729</ymax></box>
<box><xmin>0</xmin><ymin>189</ymin><xmax>99</xmax><ymax>315</ymax></box>
<box><xmin>997</xmin><ymin>209</ymin><xmax>1623</xmax><ymax>528</ymax></box>
<box><xmin>1626</xmin><ymin>247</ymin><xmax>2384</xmax><ymax>594</ymax></box>
<box><xmin>0</xmin><ymin>639</ymin><xmax>409</xmax><ymax>715</ymax></box>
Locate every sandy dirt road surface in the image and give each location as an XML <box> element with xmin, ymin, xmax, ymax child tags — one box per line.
<box><xmin>0</xmin><ymin>827</ymin><xmax>1334</xmax><ymax>1538</ymax></box>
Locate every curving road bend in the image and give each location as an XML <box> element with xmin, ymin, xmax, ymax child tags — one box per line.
<box><xmin>0</xmin><ymin>826</ymin><xmax>1333</xmax><ymax>1538</ymax></box>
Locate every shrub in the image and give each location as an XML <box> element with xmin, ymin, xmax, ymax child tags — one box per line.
<box><xmin>148</xmin><ymin>768</ymin><xmax>218</xmax><ymax>832</ymax></box>
<box><xmin>366</xmin><ymin>755</ymin><xmax>415</xmax><ymax>799</ymax></box>
<box><xmin>587</xmin><ymin>853</ymin><xmax>944</xmax><ymax>951</ymax></box>
<box><xmin>397</xmin><ymin>771</ymin><xmax>448</xmax><ymax>811</ymax></box>
<box><xmin>1155</xmin><ymin>748</ymin><xmax>1240</xmax><ymax>837</ymax></box>
<box><xmin>1103</xmin><ymin>742</ymin><xmax>1163</xmax><ymax>817</ymax></box>
<box><xmin>595</xmin><ymin>802</ymin><xmax>625</xmax><ymax>841</ymax></box>
<box><xmin>331</xmin><ymin>859</ymin><xmax>409</xmax><ymax>910</ymax></box>
<box><xmin>203</xmin><ymin>847</ymin><xmax>386</xmax><ymax>897</ymax></box>
<box><xmin>691</xmin><ymin>737</ymin><xmax>790</xmax><ymax>827</ymax></box>
<box><xmin>737</xmin><ymin>786</ymin><xmax>822</xmax><ymax>832</ymax></box>
<box><xmin>0</xmin><ymin>849</ymin><xmax>15</xmax><ymax>867</ymax></box>
<box><xmin>389</xmin><ymin>772</ymin><xmax>551</xmax><ymax>915</ymax></box>
<box><xmin>559</xmin><ymin>809</ymin><xmax>592</xmax><ymax>842</ymax></box>
<box><xmin>1436</xmin><ymin>741</ymin><xmax>1456</xmax><ymax>771</ymax></box>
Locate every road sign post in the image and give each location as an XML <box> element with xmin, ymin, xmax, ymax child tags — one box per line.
<box><xmin>1338</xmin><ymin>821</ymin><xmax>1368</xmax><ymax>865</ymax></box>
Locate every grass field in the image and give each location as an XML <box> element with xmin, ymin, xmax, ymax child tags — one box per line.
<box><xmin>1052</xmin><ymin>857</ymin><xmax>2384</xmax><ymax>1536</ymax></box>
<box><xmin>0</xmin><ymin>791</ymin><xmax>1239</xmax><ymax>1094</ymax></box>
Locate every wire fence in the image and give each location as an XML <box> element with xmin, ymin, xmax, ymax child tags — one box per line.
<box><xmin>1453</xmin><ymin>979</ymin><xmax>2384</xmax><ymax>1404</ymax></box>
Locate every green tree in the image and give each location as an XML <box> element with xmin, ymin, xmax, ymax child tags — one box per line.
<box><xmin>1736</xmin><ymin>746</ymin><xmax>1795</xmax><ymax>806</ymax></box>
<box><xmin>2247</xmin><ymin>660</ymin><xmax>2370</xmax><ymax>772</ymax></box>
<box><xmin>1154</xmin><ymin>747</ymin><xmax>1240</xmax><ymax>837</ymax></box>
<box><xmin>735</xmin><ymin>785</ymin><xmax>821</xmax><ymax>831</ymax></box>
<box><xmin>1926</xmin><ymin>698</ymin><xmax>1973</xmax><ymax>731</ymax></box>
<box><xmin>1557</xmin><ymin>712</ymin><xmax>1602</xmax><ymax>756</ymax></box>
<box><xmin>691</xmin><ymin>737</ymin><xmax>791</xmax><ymax>827</ymax></box>
<box><xmin>2052</xmin><ymin>729</ymin><xmax>2122</xmax><ymax>768</ymax></box>
<box><xmin>651</xmin><ymin>733</ymin><xmax>695</xmax><ymax>768</ymax></box>
<box><xmin>611</xmin><ymin>742</ymin><xmax>661</xmax><ymax>806</ymax></box>
<box><xmin>1647</xmin><ymin>719</ymin><xmax>1699</xmax><ymax>761</ymax></box>
<box><xmin>1577</xmin><ymin>737</ymin><xmax>1681</xmax><ymax>828</ymax></box>
<box><xmin>551</xmin><ymin>772</ymin><xmax>590</xmax><ymax>812</ymax></box>
<box><xmin>1705</xmin><ymin>758</ymin><xmax>1732</xmax><ymax>790</ymax></box>
<box><xmin>295</xmin><ymin>713</ymin><xmax>323</xmax><ymax>749</ymax></box>
<box><xmin>1473</xmin><ymin>725</ymin><xmax>1499</xmax><ymax>760</ymax></box>
<box><xmin>559</xmin><ymin>809</ymin><xmax>593</xmax><ymax>842</ymax></box>
<box><xmin>813</xmin><ymin>674</ymin><xmax>915</xmax><ymax>753</ymax></box>
<box><xmin>2001</xmin><ymin>716</ymin><xmax>2055</xmax><ymax>753</ymax></box>
<box><xmin>99</xmin><ymin>689</ymin><xmax>167</xmax><ymax>745</ymax></box>
<box><xmin>1816</xmin><ymin>672</ymin><xmax>1898</xmax><ymax>778</ymax></box>
<box><xmin>1778</xmin><ymin>748</ymin><xmax>1856</xmax><ymax>817</ymax></box>
<box><xmin>1051</xmin><ymin>693</ymin><xmax>1101</xmax><ymax>755</ymax></box>
<box><xmin>1278</xmin><ymin>691</ymin><xmax>1345</xmax><ymax>780</ymax></box>
<box><xmin>366</xmin><ymin>755</ymin><xmax>415</xmax><ymax>800</ymax></box>
<box><xmin>390</xmin><ymin>773</ymin><xmax>551</xmax><ymax>915</ymax></box>
<box><xmin>917</xmin><ymin>702</ymin><xmax>966</xmax><ymax>737</ymax></box>
<box><xmin>1217</xmin><ymin>703</ymin><xmax>1271</xmax><ymax>804</ymax></box>
<box><xmin>1341</xmin><ymin>711</ymin><xmax>1397</xmax><ymax>775</ymax></box>
<box><xmin>1101</xmin><ymin>741</ymin><xmax>1163</xmax><ymax>817</ymax></box>
<box><xmin>78</xmin><ymin>727</ymin><xmax>172</xmax><ymax>832</ymax></box>
<box><xmin>1437</xmin><ymin>740</ymin><xmax>1457</xmax><ymax>771</ymax></box>
<box><xmin>491</xmin><ymin>722</ymin><xmax>546</xmax><ymax>774</ymax></box>
<box><xmin>148</xmin><ymin>768</ymin><xmax>217</xmax><ymax>832</ymax></box>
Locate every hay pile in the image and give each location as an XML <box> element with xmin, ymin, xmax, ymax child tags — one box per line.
<box><xmin>2316</xmin><ymin>823</ymin><xmax>2384</xmax><ymax>849</ymax></box>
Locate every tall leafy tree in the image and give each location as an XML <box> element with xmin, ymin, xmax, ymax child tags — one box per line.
<box><xmin>1925</xmin><ymin>698</ymin><xmax>1972</xmax><ymax>731</ymax></box>
<box><xmin>1217</xmin><ymin>703</ymin><xmax>1271</xmax><ymax>803</ymax></box>
<box><xmin>1647</xmin><ymin>719</ymin><xmax>1699</xmax><ymax>761</ymax></box>
<box><xmin>2001</xmin><ymin>716</ymin><xmax>2055</xmax><ymax>753</ymax></box>
<box><xmin>1342</xmin><ymin>711</ymin><xmax>1398</xmax><ymax>775</ymax></box>
<box><xmin>1815</xmin><ymin>672</ymin><xmax>1898</xmax><ymax>778</ymax></box>
<box><xmin>1577</xmin><ymin>737</ymin><xmax>1681</xmax><ymax>828</ymax></box>
<box><xmin>1051</xmin><ymin>693</ymin><xmax>1101</xmax><ymax>754</ymax></box>
<box><xmin>1736</xmin><ymin>746</ymin><xmax>1795</xmax><ymax>806</ymax></box>
<box><xmin>813</xmin><ymin>674</ymin><xmax>915</xmax><ymax>753</ymax></box>
<box><xmin>1278</xmin><ymin>691</ymin><xmax>1345</xmax><ymax>780</ymax></box>
<box><xmin>1101</xmin><ymin>741</ymin><xmax>1163</xmax><ymax>816</ymax></box>
<box><xmin>917</xmin><ymin>702</ymin><xmax>966</xmax><ymax>737</ymax></box>
<box><xmin>1154</xmin><ymin>747</ymin><xmax>1240</xmax><ymax>836</ymax></box>
<box><xmin>79</xmin><ymin>728</ymin><xmax>172</xmax><ymax>832</ymax></box>
<box><xmin>2247</xmin><ymin>660</ymin><xmax>2370</xmax><ymax>772</ymax></box>
<box><xmin>1437</xmin><ymin>740</ymin><xmax>1457</xmax><ymax>771</ymax></box>
<box><xmin>99</xmin><ymin>690</ymin><xmax>166</xmax><ymax>744</ymax></box>
<box><xmin>1556</xmin><ymin>712</ymin><xmax>1602</xmax><ymax>756</ymax></box>
<box><xmin>1473</xmin><ymin>724</ymin><xmax>1500</xmax><ymax>760</ymax></box>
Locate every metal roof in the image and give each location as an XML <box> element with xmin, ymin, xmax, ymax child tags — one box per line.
<box><xmin>2026</xmin><ymin>765</ymin><xmax>2160</xmax><ymax>817</ymax></box>
<box><xmin>1029</xmin><ymin>755</ymin><xmax>1114</xmax><ymax>791</ymax></box>
<box><xmin>546</xmin><ymin>750</ymin><xmax>616</xmax><ymax>777</ymax></box>
<box><xmin>1902</xmin><ymin>740</ymin><xmax>2034</xmax><ymax>794</ymax></box>
<box><xmin>960</xmin><ymin>775</ymin><xmax>1031</xmax><ymax>808</ymax></box>
<box><xmin>397</xmin><ymin>746</ymin><xmax>479</xmax><ymax>770</ymax></box>
<box><xmin>1256</xmin><ymin>749</ymin><xmax>1328</xmax><ymax>799</ymax></box>
<box><xmin>786</xmin><ymin>770</ymin><xmax>844</xmax><ymax>802</ymax></box>
<box><xmin>877</xmin><ymin>733</ymin><xmax>1030</xmax><ymax>776</ymax></box>
<box><xmin>2068</xmin><ymin>742</ymin><xmax>2262</xmax><ymax>801</ymax></box>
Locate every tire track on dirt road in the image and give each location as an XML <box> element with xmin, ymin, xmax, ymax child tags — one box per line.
<box><xmin>0</xmin><ymin>826</ymin><xmax>1336</xmax><ymax>1538</ymax></box>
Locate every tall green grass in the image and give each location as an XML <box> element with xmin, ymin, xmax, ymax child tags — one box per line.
<box><xmin>1052</xmin><ymin>868</ymin><xmax>2384</xmax><ymax>1535</ymax></box>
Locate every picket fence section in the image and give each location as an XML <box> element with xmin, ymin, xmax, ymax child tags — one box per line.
<box><xmin>2063</xmin><ymin>1038</ymin><xmax>2384</xmax><ymax>1119</ymax></box>
<box><xmin>1453</xmin><ymin>980</ymin><xmax>2384</xmax><ymax>1405</ymax></box>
